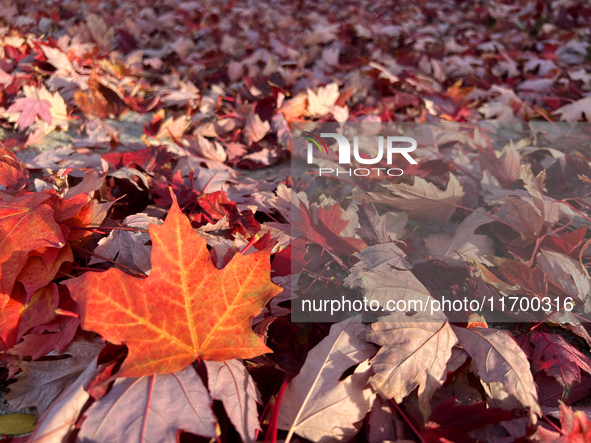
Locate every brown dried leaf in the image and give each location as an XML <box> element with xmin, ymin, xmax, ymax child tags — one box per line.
<box><xmin>366</xmin><ymin>174</ymin><xmax>464</xmax><ymax>225</ymax></box>
<box><xmin>363</xmin><ymin>317</ymin><xmax>457</xmax><ymax>420</ymax></box>
<box><xmin>452</xmin><ymin>326</ymin><xmax>542</xmax><ymax>423</ymax></box>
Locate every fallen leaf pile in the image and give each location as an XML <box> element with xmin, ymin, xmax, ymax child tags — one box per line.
<box><xmin>1</xmin><ymin>0</ymin><xmax>591</xmax><ymax>441</ymax></box>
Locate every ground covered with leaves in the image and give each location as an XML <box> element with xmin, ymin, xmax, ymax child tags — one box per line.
<box><xmin>2</xmin><ymin>0</ymin><xmax>591</xmax><ymax>442</ymax></box>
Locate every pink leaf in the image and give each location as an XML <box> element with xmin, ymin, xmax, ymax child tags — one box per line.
<box><xmin>78</xmin><ymin>365</ymin><xmax>217</xmax><ymax>442</ymax></box>
<box><xmin>205</xmin><ymin>359</ymin><xmax>261</xmax><ymax>443</ymax></box>
<box><xmin>530</xmin><ymin>331</ymin><xmax>591</xmax><ymax>390</ymax></box>
<box><xmin>7</xmin><ymin>97</ymin><xmax>52</xmax><ymax>131</ymax></box>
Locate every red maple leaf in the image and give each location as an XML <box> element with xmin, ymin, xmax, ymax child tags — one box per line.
<box><xmin>0</xmin><ymin>193</ymin><xmax>64</xmax><ymax>307</ymax></box>
<box><xmin>0</xmin><ymin>146</ymin><xmax>29</xmax><ymax>193</ymax></box>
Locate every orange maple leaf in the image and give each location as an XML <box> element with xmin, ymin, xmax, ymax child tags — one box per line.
<box><xmin>66</xmin><ymin>195</ymin><xmax>283</xmax><ymax>377</ymax></box>
<box><xmin>74</xmin><ymin>72</ymin><xmax>128</xmax><ymax>119</ymax></box>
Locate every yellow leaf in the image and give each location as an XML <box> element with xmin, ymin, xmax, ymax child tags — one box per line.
<box><xmin>0</xmin><ymin>413</ymin><xmax>36</xmax><ymax>435</ymax></box>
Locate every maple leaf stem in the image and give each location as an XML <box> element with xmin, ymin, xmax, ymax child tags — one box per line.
<box><xmin>534</xmin><ymin>107</ymin><xmax>579</xmax><ymax>150</ymax></box>
<box><xmin>57</xmin><ymin>270</ymin><xmax>74</xmax><ymax>278</ymax></box>
<box><xmin>541</xmin><ymin>413</ymin><xmax>564</xmax><ymax>435</ymax></box>
<box><xmin>454</xmin><ymin>204</ymin><xmax>516</xmax><ymax>229</ymax></box>
<box><xmin>456</xmin><ymin>123</ymin><xmax>511</xmax><ymax>142</ymax></box>
<box><xmin>180</xmin><ymin>197</ymin><xmax>199</xmax><ymax>212</ymax></box>
<box><xmin>529</xmin><ymin>312</ymin><xmax>560</xmax><ymax>332</ymax></box>
<box><xmin>272</xmin><ymin>380</ymin><xmax>289</xmax><ymax>443</ymax></box>
<box><xmin>514</xmin><ymin>322</ymin><xmax>520</xmax><ymax>334</ymax></box>
<box><xmin>218</xmin><ymin>112</ymin><xmax>243</xmax><ymax>120</ymax></box>
<box><xmin>556</xmin><ymin>200</ymin><xmax>591</xmax><ymax>224</ymax></box>
<box><xmin>301</xmin><ymin>271</ymin><xmax>341</xmax><ymax>285</ymax></box>
<box><xmin>515</xmin><ymin>213</ymin><xmax>536</xmax><ymax>237</ymax></box>
<box><xmin>398</xmin><ymin>224</ymin><xmax>419</xmax><ymax>244</ymax></box>
<box><xmin>388</xmin><ymin>399</ymin><xmax>427</xmax><ymax>443</ymax></box>
<box><xmin>202</xmin><ymin>171</ymin><xmax>220</xmax><ymax>194</ymax></box>
<box><xmin>539</xmin><ymin>96</ymin><xmax>577</xmax><ymax>104</ymax></box>
<box><xmin>448</xmin><ymin>160</ymin><xmax>480</xmax><ymax>182</ymax></box>
<box><xmin>264</xmin><ymin>211</ymin><xmax>282</xmax><ymax>224</ymax></box>
<box><xmin>580</xmin><ymin>238</ymin><xmax>591</xmax><ymax>275</ymax></box>
<box><xmin>69</xmin><ymin>265</ymin><xmax>110</xmax><ymax>273</ymax></box>
<box><xmin>167</xmin><ymin>128</ymin><xmax>189</xmax><ymax>155</ymax></box>
<box><xmin>301</xmin><ymin>256</ymin><xmax>337</xmax><ymax>294</ymax></box>
<box><xmin>241</xmin><ymin>235</ymin><xmax>261</xmax><ymax>254</ymax></box>
<box><xmin>525</xmin><ymin>219</ymin><xmax>572</xmax><ymax>267</ymax></box>
<box><xmin>107</xmin><ymin>226</ymin><xmax>145</xmax><ymax>233</ymax></box>
<box><xmin>139</xmin><ymin>376</ymin><xmax>155</xmax><ymax>442</ymax></box>
<box><xmin>103</xmin><ymin>226</ymin><xmax>148</xmax><ymax>232</ymax></box>
<box><xmin>69</xmin><ymin>264</ymin><xmax>147</xmax><ymax>279</ymax></box>
<box><xmin>63</xmin><ymin>223</ymin><xmax>145</xmax><ymax>232</ymax></box>
<box><xmin>575</xmin><ymin>198</ymin><xmax>591</xmax><ymax>210</ymax></box>
<box><xmin>259</xmin><ymin>401</ymin><xmax>271</xmax><ymax>427</ymax></box>
<box><xmin>55</xmin><ymin>308</ymin><xmax>80</xmax><ymax>319</ymax></box>
<box><xmin>65</xmin><ymin>226</ymin><xmax>108</xmax><ymax>234</ymax></box>
<box><xmin>433</xmin><ymin>150</ymin><xmax>481</xmax><ymax>183</ymax></box>
<box><xmin>530</xmin><ymin>301</ymin><xmax>590</xmax><ymax>331</ymax></box>
<box><xmin>71</xmin><ymin>245</ymin><xmax>148</xmax><ymax>277</ymax></box>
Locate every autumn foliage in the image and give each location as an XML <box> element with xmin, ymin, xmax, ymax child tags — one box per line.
<box><xmin>1</xmin><ymin>0</ymin><xmax>591</xmax><ymax>442</ymax></box>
